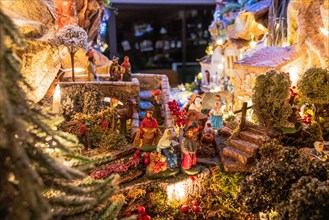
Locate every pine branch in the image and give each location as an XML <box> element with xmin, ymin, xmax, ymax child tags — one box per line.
<box><xmin>27</xmin><ymin>143</ymin><xmax>85</xmax><ymax>179</ymax></box>
<box><xmin>48</xmin><ymin>195</ymin><xmax>96</xmax><ymax>207</ymax></box>
<box><xmin>44</xmin><ymin>175</ymin><xmax>117</xmax><ymax>195</ymax></box>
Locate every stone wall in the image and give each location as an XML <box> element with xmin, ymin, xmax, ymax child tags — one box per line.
<box><xmin>58</xmin><ymin>79</ymin><xmax>140</xmax><ymax>107</ymax></box>
<box><xmin>57</xmin><ymin>74</ymin><xmax>173</xmax><ymax>136</ymax></box>
<box><xmin>132</xmin><ymin>74</ymin><xmax>173</xmax><ymax>130</ymax></box>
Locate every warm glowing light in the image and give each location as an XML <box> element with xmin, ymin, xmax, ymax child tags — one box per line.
<box><xmin>214</xmin><ymin>87</ymin><xmax>220</xmax><ymax>92</ymax></box>
<box><xmin>52</xmin><ymin>85</ymin><xmax>61</xmax><ymax>114</ymax></box>
<box><xmin>257</xmin><ymin>24</ymin><xmax>265</xmax><ymax>31</ymax></box>
<box><xmin>249</xmin><ymin>34</ymin><xmax>257</xmax><ymax>48</ymax></box>
<box><xmin>221</xmin><ymin>57</ymin><xmax>226</xmax><ymax>62</ymax></box>
<box><xmin>207</xmin><ymin>45</ymin><xmax>213</xmax><ymax>55</ymax></box>
<box><xmin>216</xmin><ymin>38</ymin><xmax>224</xmax><ymax>45</ymax></box>
<box><xmin>167</xmin><ymin>181</ymin><xmax>187</xmax><ymax>203</ymax></box>
<box><xmin>286</xmin><ymin>66</ymin><xmax>300</xmax><ymax>86</ymax></box>
<box><xmin>62</xmin><ymin>68</ymin><xmax>85</xmax><ymax>73</ymax></box>
<box><xmin>218</xmin><ymin>63</ymin><xmax>224</xmax><ymax>69</ymax></box>
<box><xmin>320</xmin><ymin>27</ymin><xmax>329</xmax><ymax>37</ymax></box>
<box><xmin>197</xmin><ymin>72</ymin><xmax>203</xmax><ymax>80</ymax></box>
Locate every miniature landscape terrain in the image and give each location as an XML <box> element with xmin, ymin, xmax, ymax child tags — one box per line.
<box><xmin>1</xmin><ymin>0</ymin><xmax>329</xmax><ymax>220</ymax></box>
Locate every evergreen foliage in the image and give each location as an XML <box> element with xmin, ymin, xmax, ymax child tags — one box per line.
<box><xmin>252</xmin><ymin>69</ymin><xmax>292</xmax><ymax>129</ymax></box>
<box><xmin>236</xmin><ymin>139</ymin><xmax>329</xmax><ymax>218</ymax></box>
<box><xmin>298</xmin><ymin>67</ymin><xmax>329</xmax><ymax>105</ymax></box>
<box><xmin>298</xmin><ymin>67</ymin><xmax>329</xmax><ymax>138</ymax></box>
<box><xmin>0</xmin><ymin>10</ymin><xmax>122</xmax><ymax>220</ymax></box>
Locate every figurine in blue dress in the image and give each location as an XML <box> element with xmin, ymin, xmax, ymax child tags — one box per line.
<box><xmin>209</xmin><ymin>101</ymin><xmax>223</xmax><ymax>130</ymax></box>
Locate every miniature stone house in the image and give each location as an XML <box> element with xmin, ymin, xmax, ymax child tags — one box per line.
<box><xmin>232</xmin><ymin>46</ymin><xmax>303</xmax><ymax>110</ymax></box>
<box><xmin>198</xmin><ymin>55</ymin><xmax>212</xmax><ymax>86</ymax></box>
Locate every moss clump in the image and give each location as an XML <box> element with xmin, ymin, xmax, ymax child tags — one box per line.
<box><xmin>252</xmin><ymin>70</ymin><xmax>292</xmax><ymax>129</ymax></box>
<box><xmin>61</xmin><ymin>84</ymin><xmax>105</xmax><ymax>121</ymax></box>
<box><xmin>298</xmin><ymin>67</ymin><xmax>329</xmax><ymax>105</ymax></box>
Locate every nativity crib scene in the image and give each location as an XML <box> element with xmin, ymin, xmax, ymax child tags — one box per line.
<box><xmin>1</xmin><ymin>0</ymin><xmax>329</xmax><ymax>219</ymax></box>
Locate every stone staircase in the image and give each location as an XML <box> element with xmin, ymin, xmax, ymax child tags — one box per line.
<box><xmin>131</xmin><ymin>74</ymin><xmax>173</xmax><ymax>135</ymax></box>
<box><xmin>220</xmin><ymin>125</ymin><xmax>273</xmax><ymax>172</ymax></box>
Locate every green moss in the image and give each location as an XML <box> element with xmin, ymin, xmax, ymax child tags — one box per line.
<box><xmin>298</xmin><ymin>67</ymin><xmax>329</xmax><ymax>105</ymax></box>
<box><xmin>252</xmin><ymin>70</ymin><xmax>292</xmax><ymax>129</ymax></box>
<box><xmin>199</xmin><ymin>166</ymin><xmax>248</xmax><ymax>219</ymax></box>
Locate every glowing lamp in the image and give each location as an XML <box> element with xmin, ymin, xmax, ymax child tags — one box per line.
<box><xmin>320</xmin><ymin>27</ymin><xmax>329</xmax><ymax>37</ymax></box>
<box><xmin>166</xmin><ymin>181</ymin><xmax>187</xmax><ymax>203</ymax></box>
<box><xmin>62</xmin><ymin>68</ymin><xmax>85</xmax><ymax>74</ymax></box>
<box><xmin>197</xmin><ymin>72</ymin><xmax>202</xmax><ymax>80</ymax></box>
<box><xmin>216</xmin><ymin>37</ymin><xmax>224</xmax><ymax>45</ymax></box>
<box><xmin>249</xmin><ymin>34</ymin><xmax>257</xmax><ymax>48</ymax></box>
<box><xmin>52</xmin><ymin>85</ymin><xmax>61</xmax><ymax>114</ymax></box>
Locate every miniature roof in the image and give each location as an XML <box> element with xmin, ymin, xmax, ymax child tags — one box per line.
<box><xmin>226</xmin><ymin>39</ymin><xmax>250</xmax><ymax>50</ymax></box>
<box><xmin>244</xmin><ymin>0</ymin><xmax>271</xmax><ymax>18</ymax></box>
<box><xmin>234</xmin><ymin>46</ymin><xmax>299</xmax><ymax>70</ymax></box>
<box><xmin>197</xmin><ymin>54</ymin><xmax>212</xmax><ymax>64</ymax></box>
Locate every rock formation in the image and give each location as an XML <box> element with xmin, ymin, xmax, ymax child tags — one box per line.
<box><xmin>288</xmin><ymin>0</ymin><xmax>329</xmax><ymax>67</ymax></box>
<box><xmin>1</xmin><ymin>0</ymin><xmax>109</xmax><ymax>102</ymax></box>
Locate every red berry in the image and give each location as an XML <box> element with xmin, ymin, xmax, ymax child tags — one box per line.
<box><xmin>145</xmin><ymin>153</ymin><xmax>150</xmax><ymax>158</ymax></box>
<box><xmin>138</xmin><ymin>206</ymin><xmax>146</xmax><ymax>215</ymax></box>
<box><xmin>191</xmin><ymin>199</ymin><xmax>198</xmax><ymax>206</ymax></box>
<box><xmin>143</xmin><ymin>215</ymin><xmax>152</xmax><ymax>220</ymax></box>
<box><xmin>126</xmin><ymin>212</ymin><xmax>132</xmax><ymax>217</ymax></box>
<box><xmin>136</xmin><ymin>149</ymin><xmax>141</xmax><ymax>155</ymax></box>
<box><xmin>180</xmin><ymin>204</ymin><xmax>189</xmax><ymax>213</ymax></box>
<box><xmin>189</xmin><ymin>176</ymin><xmax>195</xmax><ymax>182</ymax></box>
<box><xmin>144</xmin><ymin>158</ymin><xmax>150</xmax><ymax>165</ymax></box>
<box><xmin>133</xmin><ymin>154</ymin><xmax>138</xmax><ymax>159</ymax></box>
<box><xmin>192</xmin><ymin>205</ymin><xmax>201</xmax><ymax>213</ymax></box>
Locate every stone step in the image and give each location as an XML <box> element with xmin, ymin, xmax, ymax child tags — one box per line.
<box><xmin>219</xmin><ymin>126</ymin><xmax>233</xmax><ymax>137</ymax></box>
<box><xmin>223</xmin><ymin>146</ymin><xmax>253</xmax><ymax>165</ymax></box>
<box><xmin>222</xmin><ymin>157</ymin><xmax>253</xmax><ymax>172</ymax></box>
<box><xmin>246</xmin><ymin>126</ymin><xmax>267</xmax><ymax>136</ymax></box>
<box><xmin>140</xmin><ymin>101</ymin><xmax>154</xmax><ymax>110</ymax></box>
<box><xmin>246</xmin><ymin>125</ymin><xmax>280</xmax><ymax>138</ymax></box>
<box><xmin>229</xmin><ymin>138</ymin><xmax>259</xmax><ymax>156</ymax></box>
<box><xmin>239</xmin><ymin>131</ymin><xmax>265</xmax><ymax>145</ymax></box>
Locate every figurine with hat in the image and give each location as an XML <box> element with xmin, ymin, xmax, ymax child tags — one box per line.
<box><xmin>85</xmin><ymin>48</ymin><xmax>98</xmax><ymax>81</ymax></box>
<box><xmin>109</xmin><ymin>56</ymin><xmax>121</xmax><ymax>81</ymax></box>
<box><xmin>152</xmin><ymin>90</ymin><xmax>163</xmax><ymax>124</ymax></box>
<box><xmin>181</xmin><ymin>121</ymin><xmax>202</xmax><ymax>175</ymax></box>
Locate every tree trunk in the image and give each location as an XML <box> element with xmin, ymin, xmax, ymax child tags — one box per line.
<box><xmin>70</xmin><ymin>52</ymin><xmax>75</xmax><ymax>82</ymax></box>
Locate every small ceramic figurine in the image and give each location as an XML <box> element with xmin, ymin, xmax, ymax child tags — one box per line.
<box><xmin>157</xmin><ymin>129</ymin><xmax>178</xmax><ymax>169</ymax></box>
<box><xmin>86</xmin><ymin>49</ymin><xmax>98</xmax><ymax>81</ymax></box>
<box><xmin>181</xmin><ymin>121</ymin><xmax>199</xmax><ymax>170</ymax></box>
<box><xmin>188</xmin><ymin>95</ymin><xmax>203</xmax><ymax>113</ymax></box>
<box><xmin>132</xmin><ymin>110</ymin><xmax>161</xmax><ymax>149</ymax></box>
<box><xmin>121</xmin><ymin>56</ymin><xmax>132</xmax><ymax>81</ymax></box>
<box><xmin>309</xmin><ymin>141</ymin><xmax>327</xmax><ymax>162</ymax></box>
<box><xmin>205</xmin><ymin>70</ymin><xmax>210</xmax><ymax>85</ymax></box>
<box><xmin>152</xmin><ymin>90</ymin><xmax>163</xmax><ymax>124</ymax></box>
<box><xmin>209</xmin><ymin>101</ymin><xmax>223</xmax><ymax>130</ymax></box>
<box><xmin>109</xmin><ymin>56</ymin><xmax>121</xmax><ymax>81</ymax></box>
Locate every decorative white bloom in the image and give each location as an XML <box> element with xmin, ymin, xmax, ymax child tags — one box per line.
<box><xmin>57</xmin><ymin>25</ymin><xmax>88</xmax><ymax>54</ymax></box>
